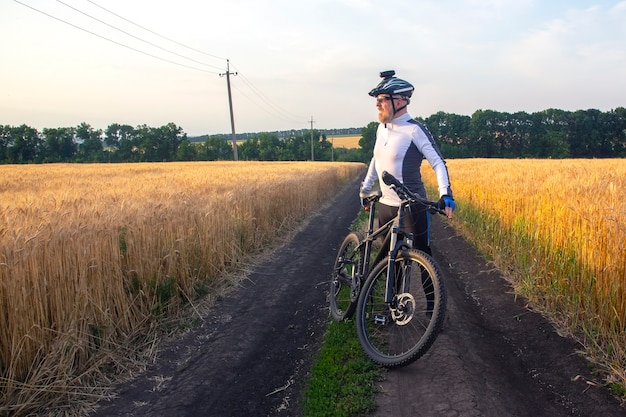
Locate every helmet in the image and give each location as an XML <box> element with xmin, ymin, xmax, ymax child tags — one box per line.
<box><xmin>368</xmin><ymin>70</ymin><xmax>414</xmax><ymax>98</ymax></box>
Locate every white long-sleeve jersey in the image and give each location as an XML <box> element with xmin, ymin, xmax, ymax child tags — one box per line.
<box><xmin>361</xmin><ymin>113</ymin><xmax>453</xmax><ymax>207</ymax></box>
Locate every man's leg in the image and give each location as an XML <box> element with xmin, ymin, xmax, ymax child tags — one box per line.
<box><xmin>407</xmin><ymin>203</ymin><xmax>435</xmax><ymax>315</ymax></box>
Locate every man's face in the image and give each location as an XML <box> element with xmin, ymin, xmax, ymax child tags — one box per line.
<box><xmin>375</xmin><ymin>95</ymin><xmax>406</xmax><ymax>123</ymax></box>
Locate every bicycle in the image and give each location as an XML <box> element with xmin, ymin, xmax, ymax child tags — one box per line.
<box><xmin>329</xmin><ymin>170</ymin><xmax>447</xmax><ymax>368</ymax></box>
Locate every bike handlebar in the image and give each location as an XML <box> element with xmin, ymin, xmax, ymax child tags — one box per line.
<box><xmin>381</xmin><ymin>171</ymin><xmax>446</xmax><ymax>215</ymax></box>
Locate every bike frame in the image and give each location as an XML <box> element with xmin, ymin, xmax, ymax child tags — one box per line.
<box><xmin>356</xmin><ymin>197</ymin><xmax>415</xmax><ymax>304</ymax></box>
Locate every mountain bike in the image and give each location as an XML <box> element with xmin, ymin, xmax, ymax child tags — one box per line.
<box><xmin>329</xmin><ymin>171</ymin><xmax>447</xmax><ymax>368</ymax></box>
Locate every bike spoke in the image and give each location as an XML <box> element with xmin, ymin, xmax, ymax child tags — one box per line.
<box><xmin>329</xmin><ymin>232</ymin><xmax>363</xmax><ymax>321</ymax></box>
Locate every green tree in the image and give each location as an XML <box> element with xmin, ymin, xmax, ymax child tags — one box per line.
<box><xmin>133</xmin><ymin>123</ymin><xmax>184</xmax><ymax>162</ymax></box>
<box><xmin>532</xmin><ymin>108</ymin><xmax>571</xmax><ymax>157</ymax></box>
<box><xmin>316</xmin><ymin>134</ymin><xmax>333</xmax><ymax>161</ymax></box>
<box><xmin>287</xmin><ymin>133</ymin><xmax>311</xmax><ymax>160</ymax></box>
<box><xmin>504</xmin><ymin>111</ymin><xmax>533</xmax><ymax>157</ymax></box>
<box><xmin>280</xmin><ymin>134</ymin><xmax>300</xmax><ymax>160</ymax></box>
<box><xmin>239</xmin><ymin>137</ymin><xmax>260</xmax><ymax>160</ymax></box>
<box><xmin>564</xmin><ymin>109</ymin><xmax>609</xmax><ymax>157</ymax></box>
<box><xmin>43</xmin><ymin>127</ymin><xmax>76</xmax><ymax>162</ymax></box>
<box><xmin>332</xmin><ymin>147</ymin><xmax>363</xmax><ymax>162</ymax></box>
<box><xmin>598</xmin><ymin>108</ymin><xmax>626</xmax><ymax>157</ymax></box>
<box><xmin>104</xmin><ymin>123</ymin><xmax>133</xmax><ymax>149</ymax></box>
<box><xmin>610</xmin><ymin>107</ymin><xmax>626</xmax><ymax>156</ymax></box>
<box><xmin>0</xmin><ymin>125</ymin><xmax>11</xmax><ymax>162</ymax></box>
<box><xmin>104</xmin><ymin>124</ymin><xmax>136</xmax><ymax>161</ymax></box>
<box><xmin>201</xmin><ymin>136</ymin><xmax>232</xmax><ymax>160</ymax></box>
<box><xmin>534</xmin><ymin>130</ymin><xmax>570</xmax><ymax>158</ymax></box>
<box><xmin>155</xmin><ymin>123</ymin><xmax>185</xmax><ymax>161</ymax></box>
<box><xmin>359</xmin><ymin>122</ymin><xmax>378</xmax><ymax>161</ymax></box>
<box><xmin>258</xmin><ymin>133</ymin><xmax>282</xmax><ymax>160</ymax></box>
<box><xmin>7</xmin><ymin>124</ymin><xmax>43</xmax><ymax>163</ymax></box>
<box><xmin>176</xmin><ymin>138</ymin><xmax>198</xmax><ymax>161</ymax></box>
<box><xmin>76</xmin><ymin>122</ymin><xmax>103</xmax><ymax>162</ymax></box>
<box><xmin>469</xmin><ymin>109</ymin><xmax>512</xmax><ymax>157</ymax></box>
<box><xmin>424</xmin><ymin>112</ymin><xmax>471</xmax><ymax>158</ymax></box>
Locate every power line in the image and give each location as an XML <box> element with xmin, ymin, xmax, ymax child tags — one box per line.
<box><xmin>231</xmin><ymin>82</ymin><xmax>307</xmax><ymax>126</ymax></box>
<box><xmin>84</xmin><ymin>0</ymin><xmax>226</xmax><ymax>62</ymax></box>
<box><xmin>54</xmin><ymin>0</ymin><xmax>224</xmax><ymax>71</ymax></box>
<box><xmin>14</xmin><ymin>0</ymin><xmax>220</xmax><ymax>73</ymax></box>
<box><xmin>231</xmin><ymin>64</ymin><xmax>309</xmax><ymax>124</ymax></box>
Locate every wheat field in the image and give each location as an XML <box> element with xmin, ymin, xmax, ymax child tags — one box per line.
<box><xmin>422</xmin><ymin>158</ymin><xmax>626</xmax><ymax>389</ymax></box>
<box><xmin>330</xmin><ymin>135</ymin><xmax>361</xmax><ymax>149</ymax></box>
<box><xmin>3</xmin><ymin>158</ymin><xmax>624</xmax><ymax>412</ymax></box>
<box><xmin>0</xmin><ymin>161</ymin><xmax>364</xmax><ymax>415</ymax></box>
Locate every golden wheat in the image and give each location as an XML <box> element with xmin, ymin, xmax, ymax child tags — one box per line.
<box><xmin>330</xmin><ymin>135</ymin><xmax>361</xmax><ymax>149</ymax></box>
<box><xmin>0</xmin><ymin>161</ymin><xmax>364</xmax><ymax>415</ymax></box>
<box><xmin>422</xmin><ymin>158</ymin><xmax>626</xmax><ymax>388</ymax></box>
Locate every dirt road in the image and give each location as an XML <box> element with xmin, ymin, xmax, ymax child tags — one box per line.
<box><xmin>91</xmin><ymin>176</ymin><xmax>625</xmax><ymax>417</ymax></box>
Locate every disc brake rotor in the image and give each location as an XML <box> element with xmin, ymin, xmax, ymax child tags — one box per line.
<box><xmin>391</xmin><ymin>293</ymin><xmax>415</xmax><ymax>325</ymax></box>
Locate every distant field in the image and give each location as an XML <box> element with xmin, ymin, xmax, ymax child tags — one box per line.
<box><xmin>330</xmin><ymin>135</ymin><xmax>361</xmax><ymax>149</ymax></box>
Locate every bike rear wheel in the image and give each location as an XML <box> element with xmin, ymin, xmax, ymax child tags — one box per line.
<box><xmin>355</xmin><ymin>249</ymin><xmax>446</xmax><ymax>368</ymax></box>
<box><xmin>329</xmin><ymin>232</ymin><xmax>364</xmax><ymax>321</ymax></box>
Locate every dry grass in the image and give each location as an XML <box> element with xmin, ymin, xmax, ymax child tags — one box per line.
<box><xmin>422</xmin><ymin>158</ymin><xmax>626</xmax><ymax>391</ymax></box>
<box><xmin>0</xmin><ymin>161</ymin><xmax>364</xmax><ymax>416</ymax></box>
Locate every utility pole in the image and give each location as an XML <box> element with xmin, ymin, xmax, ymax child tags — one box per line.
<box><xmin>220</xmin><ymin>59</ymin><xmax>238</xmax><ymax>161</ymax></box>
<box><xmin>310</xmin><ymin>116</ymin><xmax>315</xmax><ymax>161</ymax></box>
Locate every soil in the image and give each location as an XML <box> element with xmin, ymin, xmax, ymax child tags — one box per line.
<box><xmin>90</xmin><ymin>176</ymin><xmax>625</xmax><ymax>417</ymax></box>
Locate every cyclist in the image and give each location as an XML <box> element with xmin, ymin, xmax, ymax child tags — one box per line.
<box><xmin>360</xmin><ymin>70</ymin><xmax>456</xmax><ymax>257</ymax></box>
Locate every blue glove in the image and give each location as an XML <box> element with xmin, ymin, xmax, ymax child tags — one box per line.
<box><xmin>438</xmin><ymin>195</ymin><xmax>456</xmax><ymax>211</ymax></box>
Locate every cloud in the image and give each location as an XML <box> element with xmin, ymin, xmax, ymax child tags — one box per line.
<box><xmin>498</xmin><ymin>3</ymin><xmax>626</xmax><ymax>78</ymax></box>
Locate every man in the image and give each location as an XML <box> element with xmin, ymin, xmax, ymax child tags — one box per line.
<box><xmin>360</xmin><ymin>70</ymin><xmax>456</xmax><ymax>256</ymax></box>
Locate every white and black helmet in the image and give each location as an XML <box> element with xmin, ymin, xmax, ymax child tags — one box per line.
<box><xmin>368</xmin><ymin>70</ymin><xmax>414</xmax><ymax>98</ymax></box>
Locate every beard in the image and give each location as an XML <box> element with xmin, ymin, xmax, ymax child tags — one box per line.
<box><xmin>377</xmin><ymin>107</ymin><xmax>394</xmax><ymax>124</ymax></box>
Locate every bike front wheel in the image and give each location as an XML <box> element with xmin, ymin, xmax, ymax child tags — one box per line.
<box><xmin>355</xmin><ymin>249</ymin><xmax>446</xmax><ymax>368</ymax></box>
<box><xmin>329</xmin><ymin>232</ymin><xmax>364</xmax><ymax>321</ymax></box>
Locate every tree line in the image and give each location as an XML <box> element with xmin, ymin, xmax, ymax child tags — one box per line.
<box><xmin>0</xmin><ymin>122</ymin><xmax>190</xmax><ymax>163</ymax></box>
<box><xmin>0</xmin><ymin>121</ymin><xmax>353</xmax><ymax>163</ymax></box>
<box><xmin>2</xmin><ymin>107</ymin><xmax>625</xmax><ymax>164</ymax></box>
<box><xmin>419</xmin><ymin>107</ymin><xmax>626</xmax><ymax>159</ymax></box>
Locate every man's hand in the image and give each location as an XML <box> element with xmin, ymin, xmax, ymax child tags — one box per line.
<box><xmin>360</xmin><ymin>197</ymin><xmax>370</xmax><ymax>211</ymax></box>
<box><xmin>438</xmin><ymin>195</ymin><xmax>456</xmax><ymax>219</ymax></box>
<box><xmin>360</xmin><ymin>185</ymin><xmax>372</xmax><ymax>211</ymax></box>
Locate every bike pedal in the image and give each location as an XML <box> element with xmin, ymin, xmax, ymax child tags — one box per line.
<box><xmin>374</xmin><ymin>315</ymin><xmax>388</xmax><ymax>325</ymax></box>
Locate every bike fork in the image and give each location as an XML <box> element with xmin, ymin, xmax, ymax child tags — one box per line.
<box><xmin>385</xmin><ymin>226</ymin><xmax>399</xmax><ymax>304</ymax></box>
<box><xmin>385</xmin><ymin>228</ymin><xmax>414</xmax><ymax>305</ymax></box>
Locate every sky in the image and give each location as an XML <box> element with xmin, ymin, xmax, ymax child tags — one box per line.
<box><xmin>2</xmin><ymin>0</ymin><xmax>625</xmax><ymax>137</ymax></box>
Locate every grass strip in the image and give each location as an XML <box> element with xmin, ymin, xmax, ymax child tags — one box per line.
<box><xmin>301</xmin><ymin>320</ymin><xmax>381</xmax><ymax>416</ymax></box>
